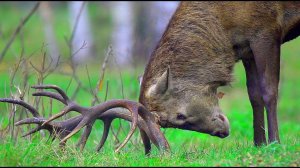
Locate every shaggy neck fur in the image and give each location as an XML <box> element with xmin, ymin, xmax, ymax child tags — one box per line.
<box><xmin>139</xmin><ymin>2</ymin><xmax>238</xmax><ymax>111</ymax></box>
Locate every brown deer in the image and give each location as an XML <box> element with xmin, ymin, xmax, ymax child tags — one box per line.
<box><xmin>139</xmin><ymin>1</ymin><xmax>300</xmax><ymax>146</ymax></box>
<box><xmin>1</xmin><ymin>1</ymin><xmax>300</xmax><ymax>154</ymax></box>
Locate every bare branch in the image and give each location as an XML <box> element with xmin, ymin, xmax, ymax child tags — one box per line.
<box><xmin>91</xmin><ymin>46</ymin><xmax>111</xmax><ymax>106</ymax></box>
<box><xmin>0</xmin><ymin>2</ymin><xmax>40</xmax><ymax>62</ymax></box>
<box><xmin>104</xmin><ymin>80</ymin><xmax>109</xmax><ymax>102</ymax></box>
<box><xmin>85</xmin><ymin>65</ymin><xmax>101</xmax><ymax>106</ymax></box>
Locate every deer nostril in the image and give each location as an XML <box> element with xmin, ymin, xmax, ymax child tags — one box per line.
<box><xmin>218</xmin><ymin>114</ymin><xmax>225</xmax><ymax>122</ymax></box>
<box><xmin>212</xmin><ymin>114</ymin><xmax>226</xmax><ymax>122</ymax></box>
<box><xmin>177</xmin><ymin>113</ymin><xmax>186</xmax><ymax>120</ymax></box>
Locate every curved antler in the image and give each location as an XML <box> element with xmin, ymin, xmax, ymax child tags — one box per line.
<box><xmin>0</xmin><ymin>98</ymin><xmax>40</xmax><ymax>117</ymax></box>
<box><xmin>46</xmin><ymin>99</ymin><xmax>170</xmax><ymax>153</ymax></box>
<box><xmin>97</xmin><ymin>108</ymin><xmax>168</xmax><ymax>154</ymax></box>
<box><xmin>31</xmin><ymin>84</ymin><xmax>169</xmax><ymax>153</ymax></box>
<box><xmin>1</xmin><ymin>84</ymin><xmax>170</xmax><ymax>154</ymax></box>
<box><xmin>0</xmin><ymin>97</ymin><xmax>80</xmax><ymax>142</ymax></box>
<box><xmin>31</xmin><ymin>85</ymin><xmax>88</xmax><ymax>125</ymax></box>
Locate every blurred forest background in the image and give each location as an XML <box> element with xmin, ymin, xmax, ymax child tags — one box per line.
<box><xmin>0</xmin><ymin>1</ymin><xmax>179</xmax><ymax>68</ymax></box>
<box><xmin>0</xmin><ymin>1</ymin><xmax>299</xmax><ymax>166</ymax></box>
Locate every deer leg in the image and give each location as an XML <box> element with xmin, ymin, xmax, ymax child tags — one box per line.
<box><xmin>251</xmin><ymin>39</ymin><xmax>280</xmax><ymax>144</ymax></box>
<box><xmin>242</xmin><ymin>58</ymin><xmax>266</xmax><ymax>146</ymax></box>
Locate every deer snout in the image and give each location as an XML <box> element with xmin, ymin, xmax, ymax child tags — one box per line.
<box><xmin>211</xmin><ymin>113</ymin><xmax>230</xmax><ymax>138</ymax></box>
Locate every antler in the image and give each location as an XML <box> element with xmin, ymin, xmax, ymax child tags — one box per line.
<box><xmin>0</xmin><ymin>85</ymin><xmax>170</xmax><ymax>155</ymax></box>
<box><xmin>32</xmin><ymin>84</ymin><xmax>169</xmax><ymax>152</ymax></box>
<box><xmin>0</xmin><ymin>98</ymin><xmax>79</xmax><ymax>145</ymax></box>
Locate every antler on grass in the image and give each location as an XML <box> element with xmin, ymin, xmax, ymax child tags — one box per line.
<box><xmin>0</xmin><ymin>84</ymin><xmax>170</xmax><ymax>155</ymax></box>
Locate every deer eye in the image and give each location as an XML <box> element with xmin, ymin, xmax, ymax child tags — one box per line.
<box><xmin>177</xmin><ymin>113</ymin><xmax>186</xmax><ymax>120</ymax></box>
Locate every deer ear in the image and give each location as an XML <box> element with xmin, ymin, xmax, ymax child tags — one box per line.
<box><xmin>138</xmin><ymin>74</ymin><xmax>143</xmax><ymax>87</ymax></box>
<box><xmin>151</xmin><ymin>66</ymin><xmax>172</xmax><ymax>96</ymax></box>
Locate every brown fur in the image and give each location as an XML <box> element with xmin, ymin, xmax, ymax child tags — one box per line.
<box><xmin>138</xmin><ymin>2</ymin><xmax>300</xmax><ymax>142</ymax></box>
<box><xmin>140</xmin><ymin>2</ymin><xmax>236</xmax><ymax>109</ymax></box>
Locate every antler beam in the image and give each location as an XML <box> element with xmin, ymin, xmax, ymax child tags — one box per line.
<box><xmin>0</xmin><ymin>84</ymin><xmax>170</xmax><ymax>155</ymax></box>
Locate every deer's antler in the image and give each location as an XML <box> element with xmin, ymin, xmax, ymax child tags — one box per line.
<box><xmin>0</xmin><ymin>85</ymin><xmax>170</xmax><ymax>155</ymax></box>
<box><xmin>0</xmin><ymin>97</ymin><xmax>83</xmax><ymax>145</ymax></box>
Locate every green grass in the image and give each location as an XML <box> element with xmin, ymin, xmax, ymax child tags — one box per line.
<box><xmin>0</xmin><ymin>129</ymin><xmax>299</xmax><ymax>166</ymax></box>
<box><xmin>0</xmin><ymin>47</ymin><xmax>299</xmax><ymax>166</ymax></box>
<box><xmin>0</xmin><ymin>3</ymin><xmax>300</xmax><ymax>167</ymax></box>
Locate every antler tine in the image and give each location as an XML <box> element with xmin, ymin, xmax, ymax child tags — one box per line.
<box><xmin>31</xmin><ymin>85</ymin><xmax>70</xmax><ymax>103</ymax></box>
<box><xmin>60</xmin><ymin>117</ymin><xmax>91</xmax><ymax>144</ymax></box>
<box><xmin>98</xmin><ymin>108</ymin><xmax>161</xmax><ymax>154</ymax></box>
<box><xmin>76</xmin><ymin>122</ymin><xmax>94</xmax><ymax>151</ymax></box>
<box><xmin>32</xmin><ymin>91</ymin><xmax>67</xmax><ymax>105</ymax></box>
<box><xmin>41</xmin><ymin>106</ymin><xmax>73</xmax><ymax>126</ymax></box>
<box><xmin>15</xmin><ymin>117</ymin><xmax>46</xmax><ymax>126</ymax></box>
<box><xmin>96</xmin><ymin>119</ymin><xmax>112</xmax><ymax>152</ymax></box>
<box><xmin>21</xmin><ymin>126</ymin><xmax>41</xmax><ymax>137</ymax></box>
<box><xmin>30</xmin><ymin>85</ymin><xmax>89</xmax><ymax>127</ymax></box>
<box><xmin>139</xmin><ymin>128</ymin><xmax>151</xmax><ymax>155</ymax></box>
<box><xmin>0</xmin><ymin>98</ymin><xmax>40</xmax><ymax>117</ymax></box>
<box><xmin>115</xmin><ymin>116</ymin><xmax>138</xmax><ymax>153</ymax></box>
<box><xmin>136</xmin><ymin>105</ymin><xmax>170</xmax><ymax>151</ymax></box>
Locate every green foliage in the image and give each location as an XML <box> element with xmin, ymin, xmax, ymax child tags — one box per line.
<box><xmin>0</xmin><ymin>2</ymin><xmax>113</xmax><ymax>63</ymax></box>
<box><xmin>0</xmin><ymin>133</ymin><xmax>299</xmax><ymax>166</ymax></box>
<box><xmin>0</xmin><ymin>2</ymin><xmax>299</xmax><ymax>167</ymax></box>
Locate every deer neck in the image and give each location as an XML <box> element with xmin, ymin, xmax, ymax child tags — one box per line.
<box><xmin>139</xmin><ymin>2</ymin><xmax>236</xmax><ymax>111</ymax></box>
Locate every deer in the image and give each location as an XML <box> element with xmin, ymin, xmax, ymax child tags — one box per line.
<box><xmin>1</xmin><ymin>1</ymin><xmax>300</xmax><ymax>155</ymax></box>
<box><xmin>139</xmin><ymin>1</ymin><xmax>300</xmax><ymax>146</ymax></box>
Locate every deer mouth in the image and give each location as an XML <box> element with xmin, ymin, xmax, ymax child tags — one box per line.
<box><xmin>211</xmin><ymin>130</ymin><xmax>229</xmax><ymax>138</ymax></box>
<box><xmin>158</xmin><ymin>120</ymin><xmax>176</xmax><ymax>128</ymax></box>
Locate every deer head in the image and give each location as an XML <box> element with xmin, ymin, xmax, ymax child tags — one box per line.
<box><xmin>141</xmin><ymin>67</ymin><xmax>230</xmax><ymax>138</ymax></box>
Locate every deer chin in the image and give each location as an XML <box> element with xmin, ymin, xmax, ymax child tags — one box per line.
<box><xmin>210</xmin><ymin>129</ymin><xmax>229</xmax><ymax>138</ymax></box>
<box><xmin>156</xmin><ymin>114</ymin><xmax>230</xmax><ymax>139</ymax></box>
<box><xmin>178</xmin><ymin>124</ymin><xmax>229</xmax><ymax>138</ymax></box>
<box><xmin>156</xmin><ymin>116</ymin><xmax>172</xmax><ymax>128</ymax></box>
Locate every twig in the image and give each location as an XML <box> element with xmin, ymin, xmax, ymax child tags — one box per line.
<box><xmin>0</xmin><ymin>2</ymin><xmax>40</xmax><ymax>62</ymax></box>
<box><xmin>110</xmin><ymin>47</ymin><xmax>125</xmax><ymax>99</ymax></box>
<box><xmin>7</xmin><ymin>54</ymin><xmax>23</xmax><ymax>141</ymax></box>
<box><xmin>65</xmin><ymin>76</ymin><xmax>73</xmax><ymax>94</ymax></box>
<box><xmin>85</xmin><ymin>65</ymin><xmax>101</xmax><ymax>106</ymax></box>
<box><xmin>85</xmin><ymin>65</ymin><xmax>93</xmax><ymax>93</ymax></box>
<box><xmin>109</xmin><ymin>47</ymin><xmax>126</xmax><ymax>143</ymax></box>
<box><xmin>29</xmin><ymin>50</ymin><xmax>59</xmax><ymax>117</ymax></box>
<box><xmin>60</xmin><ymin>2</ymin><xmax>91</xmax><ymax>102</ymax></box>
<box><xmin>91</xmin><ymin>45</ymin><xmax>111</xmax><ymax>105</ymax></box>
<box><xmin>104</xmin><ymin>80</ymin><xmax>109</xmax><ymax>102</ymax></box>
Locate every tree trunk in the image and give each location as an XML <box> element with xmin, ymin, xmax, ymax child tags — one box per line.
<box><xmin>111</xmin><ymin>1</ymin><xmax>134</xmax><ymax>67</ymax></box>
<box><xmin>39</xmin><ymin>1</ymin><xmax>60</xmax><ymax>66</ymax></box>
<box><xmin>68</xmin><ymin>1</ymin><xmax>94</xmax><ymax>65</ymax></box>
